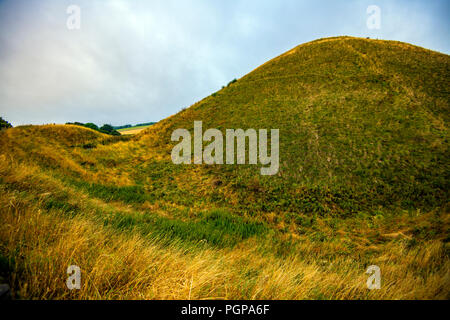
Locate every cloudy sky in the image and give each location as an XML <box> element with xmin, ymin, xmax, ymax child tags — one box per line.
<box><xmin>0</xmin><ymin>0</ymin><xmax>449</xmax><ymax>126</ymax></box>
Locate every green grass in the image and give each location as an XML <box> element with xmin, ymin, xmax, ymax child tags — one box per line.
<box><xmin>102</xmin><ymin>209</ymin><xmax>268</xmax><ymax>247</ymax></box>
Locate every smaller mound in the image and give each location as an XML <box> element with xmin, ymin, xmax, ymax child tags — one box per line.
<box><xmin>1</xmin><ymin>124</ymin><xmax>106</xmax><ymax>147</ymax></box>
<box><xmin>0</xmin><ymin>124</ymin><xmax>106</xmax><ymax>170</ymax></box>
<box><xmin>0</xmin><ymin>124</ymin><xmax>133</xmax><ymax>186</ymax></box>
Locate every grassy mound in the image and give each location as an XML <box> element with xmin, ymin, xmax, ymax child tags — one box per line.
<box><xmin>138</xmin><ymin>36</ymin><xmax>449</xmax><ymax>216</ymax></box>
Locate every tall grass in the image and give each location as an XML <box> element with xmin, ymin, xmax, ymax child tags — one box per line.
<box><xmin>1</xmin><ymin>189</ymin><xmax>448</xmax><ymax>300</ymax></box>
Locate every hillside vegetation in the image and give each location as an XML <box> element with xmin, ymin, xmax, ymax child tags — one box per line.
<box><xmin>0</xmin><ymin>37</ymin><xmax>449</xmax><ymax>299</ymax></box>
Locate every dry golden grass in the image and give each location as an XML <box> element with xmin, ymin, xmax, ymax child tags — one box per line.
<box><xmin>0</xmin><ymin>153</ymin><xmax>448</xmax><ymax>300</ymax></box>
<box><xmin>1</xmin><ymin>187</ymin><xmax>448</xmax><ymax>300</ymax></box>
<box><xmin>119</xmin><ymin>128</ymin><xmax>148</xmax><ymax>135</ymax></box>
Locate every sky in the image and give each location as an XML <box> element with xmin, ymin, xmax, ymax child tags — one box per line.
<box><xmin>0</xmin><ymin>0</ymin><xmax>449</xmax><ymax>126</ymax></box>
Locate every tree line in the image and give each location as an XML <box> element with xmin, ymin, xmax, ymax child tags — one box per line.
<box><xmin>66</xmin><ymin>122</ymin><xmax>121</xmax><ymax>136</ymax></box>
<box><xmin>0</xmin><ymin>117</ymin><xmax>13</xmax><ymax>130</ymax></box>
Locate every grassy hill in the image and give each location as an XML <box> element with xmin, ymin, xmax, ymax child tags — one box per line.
<box><xmin>0</xmin><ymin>37</ymin><xmax>449</xmax><ymax>299</ymax></box>
<box><xmin>140</xmin><ymin>36</ymin><xmax>449</xmax><ymax>215</ymax></box>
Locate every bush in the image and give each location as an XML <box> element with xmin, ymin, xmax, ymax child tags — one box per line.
<box><xmin>66</xmin><ymin>122</ymin><xmax>120</xmax><ymax>136</ymax></box>
<box><xmin>84</xmin><ymin>123</ymin><xmax>99</xmax><ymax>131</ymax></box>
<box><xmin>100</xmin><ymin>124</ymin><xmax>120</xmax><ymax>136</ymax></box>
<box><xmin>0</xmin><ymin>117</ymin><xmax>12</xmax><ymax>130</ymax></box>
<box><xmin>227</xmin><ymin>78</ymin><xmax>238</xmax><ymax>86</ymax></box>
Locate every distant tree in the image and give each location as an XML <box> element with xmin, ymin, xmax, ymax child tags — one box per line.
<box><xmin>113</xmin><ymin>124</ymin><xmax>132</xmax><ymax>130</ymax></box>
<box><xmin>66</xmin><ymin>121</ymin><xmax>120</xmax><ymax>136</ymax></box>
<box><xmin>227</xmin><ymin>78</ymin><xmax>238</xmax><ymax>86</ymax></box>
<box><xmin>67</xmin><ymin>121</ymin><xmax>90</xmax><ymax>127</ymax></box>
<box><xmin>100</xmin><ymin>124</ymin><xmax>114</xmax><ymax>132</ymax></box>
<box><xmin>135</xmin><ymin>122</ymin><xmax>156</xmax><ymax>127</ymax></box>
<box><xmin>100</xmin><ymin>124</ymin><xmax>120</xmax><ymax>136</ymax></box>
<box><xmin>0</xmin><ymin>117</ymin><xmax>13</xmax><ymax>130</ymax></box>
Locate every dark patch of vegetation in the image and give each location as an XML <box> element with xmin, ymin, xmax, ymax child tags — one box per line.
<box><xmin>114</xmin><ymin>124</ymin><xmax>133</xmax><ymax>130</ymax></box>
<box><xmin>71</xmin><ymin>181</ymin><xmax>149</xmax><ymax>204</ymax></box>
<box><xmin>99</xmin><ymin>124</ymin><xmax>120</xmax><ymax>136</ymax></box>
<box><xmin>227</xmin><ymin>78</ymin><xmax>238</xmax><ymax>86</ymax></box>
<box><xmin>102</xmin><ymin>209</ymin><xmax>268</xmax><ymax>247</ymax></box>
<box><xmin>0</xmin><ymin>117</ymin><xmax>12</xmax><ymax>130</ymax></box>
<box><xmin>136</xmin><ymin>122</ymin><xmax>156</xmax><ymax>127</ymax></box>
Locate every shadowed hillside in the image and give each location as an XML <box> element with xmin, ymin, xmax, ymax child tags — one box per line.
<box><xmin>0</xmin><ymin>37</ymin><xmax>449</xmax><ymax>300</ymax></box>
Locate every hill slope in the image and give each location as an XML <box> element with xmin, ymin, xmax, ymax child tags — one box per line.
<box><xmin>138</xmin><ymin>36</ymin><xmax>449</xmax><ymax>216</ymax></box>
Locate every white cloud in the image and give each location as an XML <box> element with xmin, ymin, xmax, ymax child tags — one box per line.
<box><xmin>0</xmin><ymin>0</ymin><xmax>448</xmax><ymax>126</ymax></box>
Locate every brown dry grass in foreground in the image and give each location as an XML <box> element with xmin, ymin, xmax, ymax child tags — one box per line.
<box><xmin>0</xmin><ymin>160</ymin><xmax>448</xmax><ymax>299</ymax></box>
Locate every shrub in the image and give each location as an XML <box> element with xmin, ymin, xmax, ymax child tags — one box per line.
<box><xmin>100</xmin><ymin>124</ymin><xmax>120</xmax><ymax>136</ymax></box>
<box><xmin>84</xmin><ymin>123</ymin><xmax>99</xmax><ymax>131</ymax></box>
<box><xmin>0</xmin><ymin>117</ymin><xmax>13</xmax><ymax>130</ymax></box>
<box><xmin>227</xmin><ymin>78</ymin><xmax>238</xmax><ymax>86</ymax></box>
